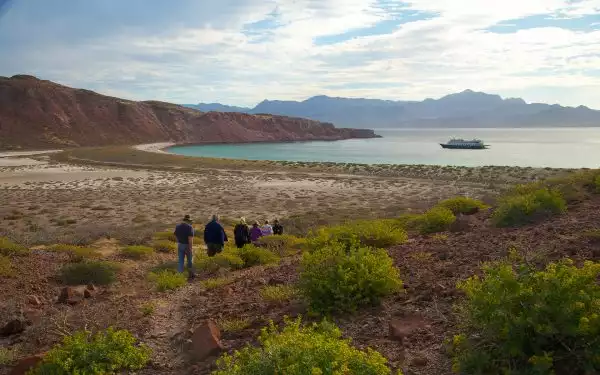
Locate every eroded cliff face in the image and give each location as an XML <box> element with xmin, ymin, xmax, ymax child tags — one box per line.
<box><xmin>0</xmin><ymin>75</ymin><xmax>377</xmax><ymax>150</ymax></box>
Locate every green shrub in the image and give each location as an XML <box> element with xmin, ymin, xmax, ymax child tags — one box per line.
<box><xmin>413</xmin><ymin>207</ymin><xmax>456</xmax><ymax>234</ymax></box>
<box><xmin>213</xmin><ymin>317</ymin><xmax>392</xmax><ymax>375</ymax></box>
<box><xmin>140</xmin><ymin>302</ymin><xmax>155</xmax><ymax>316</ymax></box>
<box><xmin>30</xmin><ymin>328</ymin><xmax>151</xmax><ymax>374</ymax></box>
<box><xmin>300</xmin><ymin>243</ymin><xmax>402</xmax><ymax>315</ymax></box>
<box><xmin>195</xmin><ymin>250</ymin><xmax>245</xmax><ymax>273</ymax></box>
<box><xmin>0</xmin><ymin>237</ymin><xmax>28</xmax><ymax>256</ymax></box>
<box><xmin>493</xmin><ymin>188</ymin><xmax>566</xmax><ymax>227</ymax></box>
<box><xmin>218</xmin><ymin>318</ymin><xmax>251</xmax><ymax>333</ymax></box>
<box><xmin>260</xmin><ymin>285</ymin><xmax>299</xmax><ymax>303</ymax></box>
<box><xmin>258</xmin><ymin>235</ymin><xmax>306</xmax><ymax>255</ymax></box>
<box><xmin>238</xmin><ymin>245</ymin><xmax>280</xmax><ymax>267</ymax></box>
<box><xmin>48</xmin><ymin>244</ymin><xmax>101</xmax><ymax>262</ymax></box>
<box><xmin>309</xmin><ymin>220</ymin><xmax>407</xmax><ymax>250</ymax></box>
<box><xmin>152</xmin><ymin>240</ymin><xmax>177</xmax><ymax>253</ymax></box>
<box><xmin>0</xmin><ymin>346</ymin><xmax>17</xmax><ymax>365</ymax></box>
<box><xmin>0</xmin><ymin>255</ymin><xmax>15</xmax><ymax>277</ymax></box>
<box><xmin>60</xmin><ymin>261</ymin><xmax>120</xmax><ymax>285</ymax></box>
<box><xmin>436</xmin><ymin>197</ymin><xmax>488</xmax><ymax>215</ymax></box>
<box><xmin>148</xmin><ymin>269</ymin><xmax>187</xmax><ymax>291</ymax></box>
<box><xmin>121</xmin><ymin>245</ymin><xmax>154</xmax><ymax>260</ymax></box>
<box><xmin>452</xmin><ymin>259</ymin><xmax>600</xmax><ymax>374</ymax></box>
<box><xmin>153</xmin><ymin>231</ymin><xmax>177</xmax><ymax>242</ymax></box>
<box><xmin>594</xmin><ymin>175</ymin><xmax>600</xmax><ymax>193</ymax></box>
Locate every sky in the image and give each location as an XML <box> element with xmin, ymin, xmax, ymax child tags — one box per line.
<box><xmin>0</xmin><ymin>0</ymin><xmax>599</xmax><ymax>108</ymax></box>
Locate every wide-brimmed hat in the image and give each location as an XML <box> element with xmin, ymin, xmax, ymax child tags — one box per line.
<box><xmin>183</xmin><ymin>214</ymin><xmax>193</xmax><ymax>223</ymax></box>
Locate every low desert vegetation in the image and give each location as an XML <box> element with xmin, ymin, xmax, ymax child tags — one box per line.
<box><xmin>194</xmin><ymin>250</ymin><xmax>245</xmax><ymax>273</ymax></box>
<box><xmin>0</xmin><ymin>237</ymin><xmax>28</xmax><ymax>256</ymax></box>
<box><xmin>411</xmin><ymin>206</ymin><xmax>457</xmax><ymax>234</ymax></box>
<box><xmin>493</xmin><ymin>188</ymin><xmax>566</xmax><ymax>227</ymax></box>
<box><xmin>120</xmin><ymin>245</ymin><xmax>154</xmax><ymax>260</ymax></box>
<box><xmin>308</xmin><ymin>220</ymin><xmax>408</xmax><ymax>250</ymax></box>
<box><xmin>0</xmin><ymin>346</ymin><xmax>17</xmax><ymax>365</ymax></box>
<box><xmin>202</xmin><ymin>276</ymin><xmax>233</xmax><ymax>289</ymax></box>
<box><xmin>140</xmin><ymin>302</ymin><xmax>155</xmax><ymax>316</ymax></box>
<box><xmin>300</xmin><ymin>242</ymin><xmax>403</xmax><ymax>315</ymax></box>
<box><xmin>0</xmin><ymin>255</ymin><xmax>15</xmax><ymax>277</ymax></box>
<box><xmin>60</xmin><ymin>261</ymin><xmax>121</xmax><ymax>285</ymax></box>
<box><xmin>238</xmin><ymin>244</ymin><xmax>280</xmax><ymax>267</ymax></box>
<box><xmin>152</xmin><ymin>240</ymin><xmax>177</xmax><ymax>253</ymax></box>
<box><xmin>260</xmin><ymin>284</ymin><xmax>299</xmax><ymax>303</ymax></box>
<box><xmin>47</xmin><ymin>244</ymin><xmax>101</xmax><ymax>262</ymax></box>
<box><xmin>436</xmin><ymin>196</ymin><xmax>488</xmax><ymax>215</ymax></box>
<box><xmin>258</xmin><ymin>234</ymin><xmax>306</xmax><ymax>255</ymax></box>
<box><xmin>30</xmin><ymin>328</ymin><xmax>151</xmax><ymax>374</ymax></box>
<box><xmin>218</xmin><ymin>318</ymin><xmax>251</xmax><ymax>333</ymax></box>
<box><xmin>153</xmin><ymin>231</ymin><xmax>177</xmax><ymax>242</ymax></box>
<box><xmin>148</xmin><ymin>269</ymin><xmax>187</xmax><ymax>292</ymax></box>
<box><xmin>213</xmin><ymin>318</ymin><xmax>395</xmax><ymax>375</ymax></box>
<box><xmin>452</xmin><ymin>257</ymin><xmax>600</xmax><ymax>374</ymax></box>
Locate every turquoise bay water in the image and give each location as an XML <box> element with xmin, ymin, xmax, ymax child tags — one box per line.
<box><xmin>167</xmin><ymin>128</ymin><xmax>600</xmax><ymax>168</ymax></box>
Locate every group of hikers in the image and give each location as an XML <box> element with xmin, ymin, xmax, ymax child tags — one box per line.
<box><xmin>173</xmin><ymin>214</ymin><xmax>284</xmax><ymax>277</ymax></box>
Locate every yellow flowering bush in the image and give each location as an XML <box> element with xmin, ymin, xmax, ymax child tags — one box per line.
<box><xmin>213</xmin><ymin>317</ymin><xmax>392</xmax><ymax>375</ymax></box>
<box><xmin>452</xmin><ymin>259</ymin><xmax>600</xmax><ymax>374</ymax></box>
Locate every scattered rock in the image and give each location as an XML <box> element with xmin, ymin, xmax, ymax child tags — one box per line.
<box><xmin>86</xmin><ymin>283</ymin><xmax>97</xmax><ymax>292</ymax></box>
<box><xmin>58</xmin><ymin>286</ymin><xmax>83</xmax><ymax>305</ymax></box>
<box><xmin>411</xmin><ymin>355</ymin><xmax>429</xmax><ymax>367</ymax></box>
<box><xmin>9</xmin><ymin>353</ymin><xmax>45</xmax><ymax>375</ymax></box>
<box><xmin>27</xmin><ymin>295</ymin><xmax>42</xmax><ymax>306</ymax></box>
<box><xmin>1</xmin><ymin>319</ymin><xmax>27</xmax><ymax>337</ymax></box>
<box><xmin>190</xmin><ymin>320</ymin><xmax>223</xmax><ymax>361</ymax></box>
<box><xmin>268</xmin><ymin>277</ymin><xmax>285</xmax><ymax>286</ymax></box>
<box><xmin>83</xmin><ymin>289</ymin><xmax>94</xmax><ymax>298</ymax></box>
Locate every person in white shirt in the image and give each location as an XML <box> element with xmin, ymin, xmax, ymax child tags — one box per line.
<box><xmin>261</xmin><ymin>220</ymin><xmax>273</xmax><ymax>236</ymax></box>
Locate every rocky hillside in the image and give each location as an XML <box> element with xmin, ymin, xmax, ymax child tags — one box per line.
<box><xmin>0</xmin><ymin>75</ymin><xmax>377</xmax><ymax>150</ymax></box>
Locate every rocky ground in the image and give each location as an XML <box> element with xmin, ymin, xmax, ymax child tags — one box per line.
<box><xmin>0</xmin><ymin>152</ymin><xmax>593</xmax><ymax>375</ymax></box>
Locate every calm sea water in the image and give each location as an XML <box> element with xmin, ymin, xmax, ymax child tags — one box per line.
<box><xmin>166</xmin><ymin>128</ymin><xmax>600</xmax><ymax>168</ymax></box>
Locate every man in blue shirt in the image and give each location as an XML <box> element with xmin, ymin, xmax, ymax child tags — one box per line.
<box><xmin>204</xmin><ymin>214</ymin><xmax>228</xmax><ymax>257</ymax></box>
<box><xmin>174</xmin><ymin>214</ymin><xmax>195</xmax><ymax>278</ymax></box>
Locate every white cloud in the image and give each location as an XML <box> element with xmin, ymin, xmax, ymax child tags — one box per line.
<box><xmin>0</xmin><ymin>0</ymin><xmax>599</xmax><ymax>108</ymax></box>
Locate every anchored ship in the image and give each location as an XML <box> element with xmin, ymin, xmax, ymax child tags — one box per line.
<box><xmin>440</xmin><ymin>138</ymin><xmax>488</xmax><ymax>149</ymax></box>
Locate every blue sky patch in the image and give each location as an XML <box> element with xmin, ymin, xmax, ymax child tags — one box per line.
<box><xmin>488</xmin><ymin>14</ymin><xmax>600</xmax><ymax>33</ymax></box>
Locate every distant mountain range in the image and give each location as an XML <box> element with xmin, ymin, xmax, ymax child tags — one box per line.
<box><xmin>184</xmin><ymin>90</ymin><xmax>600</xmax><ymax>128</ymax></box>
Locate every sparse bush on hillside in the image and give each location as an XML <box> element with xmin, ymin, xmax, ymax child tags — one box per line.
<box><xmin>308</xmin><ymin>220</ymin><xmax>408</xmax><ymax>251</ymax></box>
<box><xmin>260</xmin><ymin>285</ymin><xmax>299</xmax><ymax>303</ymax></box>
<box><xmin>0</xmin><ymin>255</ymin><xmax>14</xmax><ymax>277</ymax></box>
<box><xmin>452</xmin><ymin>259</ymin><xmax>600</xmax><ymax>375</ymax></box>
<box><xmin>152</xmin><ymin>240</ymin><xmax>177</xmax><ymax>253</ymax></box>
<box><xmin>436</xmin><ymin>197</ymin><xmax>488</xmax><ymax>215</ymax></box>
<box><xmin>121</xmin><ymin>245</ymin><xmax>154</xmax><ymax>260</ymax></box>
<box><xmin>0</xmin><ymin>237</ymin><xmax>28</xmax><ymax>256</ymax></box>
<box><xmin>213</xmin><ymin>317</ymin><xmax>393</xmax><ymax>375</ymax></box>
<box><xmin>413</xmin><ymin>207</ymin><xmax>456</xmax><ymax>234</ymax></box>
<box><xmin>512</xmin><ymin>169</ymin><xmax>600</xmax><ymax>203</ymax></box>
<box><xmin>218</xmin><ymin>318</ymin><xmax>251</xmax><ymax>333</ymax></box>
<box><xmin>148</xmin><ymin>269</ymin><xmax>187</xmax><ymax>291</ymax></box>
<box><xmin>48</xmin><ymin>244</ymin><xmax>101</xmax><ymax>262</ymax></box>
<box><xmin>257</xmin><ymin>235</ymin><xmax>306</xmax><ymax>256</ymax></box>
<box><xmin>493</xmin><ymin>188</ymin><xmax>566</xmax><ymax>227</ymax></box>
<box><xmin>153</xmin><ymin>231</ymin><xmax>177</xmax><ymax>242</ymax></box>
<box><xmin>238</xmin><ymin>244</ymin><xmax>280</xmax><ymax>267</ymax></box>
<box><xmin>300</xmin><ymin>243</ymin><xmax>402</xmax><ymax>315</ymax></box>
<box><xmin>30</xmin><ymin>328</ymin><xmax>151</xmax><ymax>374</ymax></box>
<box><xmin>202</xmin><ymin>277</ymin><xmax>233</xmax><ymax>289</ymax></box>
<box><xmin>194</xmin><ymin>249</ymin><xmax>245</xmax><ymax>273</ymax></box>
<box><xmin>60</xmin><ymin>261</ymin><xmax>120</xmax><ymax>285</ymax></box>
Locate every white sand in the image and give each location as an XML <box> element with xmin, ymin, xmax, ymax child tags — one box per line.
<box><xmin>133</xmin><ymin>142</ymin><xmax>175</xmax><ymax>154</ymax></box>
<box><xmin>0</xmin><ymin>149</ymin><xmax>62</xmax><ymax>158</ymax></box>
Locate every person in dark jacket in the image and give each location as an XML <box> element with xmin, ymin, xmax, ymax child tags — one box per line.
<box><xmin>273</xmin><ymin>219</ymin><xmax>284</xmax><ymax>235</ymax></box>
<box><xmin>233</xmin><ymin>217</ymin><xmax>251</xmax><ymax>249</ymax></box>
<box><xmin>204</xmin><ymin>214</ymin><xmax>227</xmax><ymax>257</ymax></box>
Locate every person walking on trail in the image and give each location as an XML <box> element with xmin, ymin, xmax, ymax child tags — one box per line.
<box><xmin>233</xmin><ymin>217</ymin><xmax>251</xmax><ymax>249</ymax></box>
<box><xmin>204</xmin><ymin>214</ymin><xmax>228</xmax><ymax>257</ymax></box>
<box><xmin>174</xmin><ymin>214</ymin><xmax>195</xmax><ymax>279</ymax></box>
<box><xmin>261</xmin><ymin>220</ymin><xmax>274</xmax><ymax>236</ymax></box>
<box><xmin>273</xmin><ymin>219</ymin><xmax>284</xmax><ymax>235</ymax></box>
<box><xmin>250</xmin><ymin>221</ymin><xmax>263</xmax><ymax>243</ymax></box>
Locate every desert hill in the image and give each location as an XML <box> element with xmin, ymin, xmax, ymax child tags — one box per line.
<box><xmin>0</xmin><ymin>75</ymin><xmax>376</xmax><ymax>150</ymax></box>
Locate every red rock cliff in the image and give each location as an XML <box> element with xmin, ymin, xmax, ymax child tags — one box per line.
<box><xmin>0</xmin><ymin>75</ymin><xmax>377</xmax><ymax>150</ymax></box>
